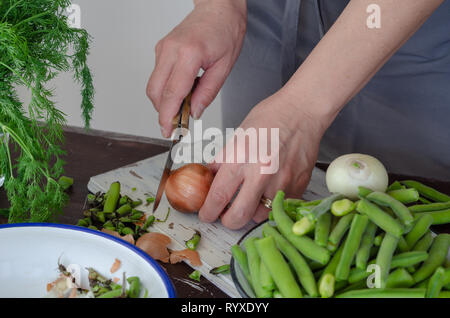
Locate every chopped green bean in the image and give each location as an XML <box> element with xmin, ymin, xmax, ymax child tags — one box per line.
<box><xmin>210</xmin><ymin>264</ymin><xmax>230</xmax><ymax>275</ymax></box>
<box><xmin>409</xmin><ymin>201</ymin><xmax>450</xmax><ymax>213</ymax></box>
<box><xmin>272</xmin><ymin>191</ymin><xmax>330</xmax><ymax>265</ymax></box>
<box><xmin>116</xmin><ymin>203</ymin><xmax>132</xmax><ymax>216</ymax></box>
<box><xmin>262</xmin><ymin>224</ymin><xmax>317</xmax><ymax>297</ymax></box>
<box><xmin>387</xmin><ymin>181</ymin><xmax>405</xmax><ymax>191</ymax></box>
<box><xmin>401</xmin><ymin>180</ymin><xmax>450</xmax><ymax>202</ymax></box>
<box><xmin>186</xmin><ymin>231</ymin><xmax>201</xmax><ymax>250</ymax></box>
<box><xmin>426</xmin><ymin>267</ymin><xmax>446</xmax><ymax>298</ymax></box>
<box><xmin>397</xmin><ymin>236</ymin><xmax>410</xmax><ymax>253</ymax></box>
<box><xmin>413</xmin><ymin>234</ymin><xmax>450</xmax><ymax>283</ymax></box>
<box><xmin>405</xmin><ymin>214</ymin><xmax>434</xmax><ymax>249</ymax></box>
<box><xmin>366</xmin><ymin>192</ymin><xmax>414</xmax><ymax>226</ymax></box>
<box><xmin>387</xmin><ymin>188</ymin><xmax>419</xmax><ymax>204</ymax></box>
<box><xmin>331</xmin><ymin>199</ymin><xmax>356</xmax><ymax>217</ymax></box>
<box><xmin>415</xmin><ymin>209</ymin><xmax>450</xmax><ymax>225</ymax></box>
<box><xmin>319</xmin><ymin>273</ymin><xmax>335</xmax><ymax>298</ymax></box>
<box><xmin>127</xmin><ymin>276</ymin><xmax>141</xmax><ymax>298</ymax></box>
<box><xmin>255</xmin><ymin>236</ymin><xmax>303</xmax><ymax>298</ymax></box>
<box><xmin>231</xmin><ymin>245</ymin><xmax>251</xmax><ymax>285</ymax></box>
<box><xmin>328</xmin><ymin>213</ymin><xmax>355</xmax><ymax>251</ymax></box>
<box><xmin>260</xmin><ymin>261</ymin><xmax>276</xmax><ymax>292</ymax></box>
<box><xmin>245</xmin><ymin>238</ymin><xmax>271</xmax><ymax>298</ymax></box>
<box><xmin>412</xmin><ymin>231</ymin><xmax>434</xmax><ymax>252</ymax></box>
<box><xmin>336</xmin><ymin>288</ymin><xmax>426</xmax><ymax>298</ymax></box>
<box><xmin>335</xmin><ymin>214</ymin><xmax>369</xmax><ymax>281</ymax></box>
<box><xmin>376</xmin><ymin>233</ymin><xmax>399</xmax><ymax>288</ymax></box>
<box><xmin>386</xmin><ymin>268</ymin><xmax>414</xmax><ymax>288</ymax></box>
<box><xmin>189</xmin><ymin>270</ymin><xmax>201</xmax><ymax>282</ymax></box>
<box><xmin>142</xmin><ymin>215</ymin><xmax>155</xmax><ymax>230</ymax></box>
<box><xmin>356</xmin><ymin>222</ymin><xmax>377</xmax><ymax>269</ymax></box>
<box><xmin>103</xmin><ymin>182</ymin><xmax>121</xmax><ymax>213</ymax></box>
<box><xmin>307</xmin><ymin>193</ymin><xmax>344</xmax><ymax>222</ymax></box>
<box><xmin>315</xmin><ymin>213</ymin><xmax>332</xmax><ymax>247</ymax></box>
<box><xmin>358</xmin><ymin>186</ymin><xmax>373</xmax><ymax>198</ymax></box>
<box><xmin>356</xmin><ymin>199</ymin><xmax>403</xmax><ymax>238</ymax></box>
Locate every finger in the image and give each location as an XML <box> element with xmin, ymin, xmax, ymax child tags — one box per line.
<box><xmin>198</xmin><ymin>164</ymin><xmax>243</xmax><ymax>223</ymax></box>
<box><xmin>252</xmin><ymin>203</ymin><xmax>271</xmax><ymax>224</ymax></box>
<box><xmin>190</xmin><ymin>59</ymin><xmax>230</xmax><ymax>119</ymax></box>
<box><xmin>158</xmin><ymin>54</ymin><xmax>202</xmax><ymax>137</ymax></box>
<box><xmin>220</xmin><ymin>176</ymin><xmax>267</xmax><ymax>230</ymax></box>
<box><xmin>146</xmin><ymin>44</ymin><xmax>177</xmax><ymax>111</ymax></box>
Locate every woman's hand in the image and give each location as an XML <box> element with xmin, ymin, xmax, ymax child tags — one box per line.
<box><xmin>146</xmin><ymin>0</ymin><xmax>247</xmax><ymax>138</ymax></box>
<box><xmin>198</xmin><ymin>91</ymin><xmax>330</xmax><ymax>229</ymax></box>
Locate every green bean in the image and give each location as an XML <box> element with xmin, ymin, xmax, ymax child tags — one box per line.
<box><xmin>127</xmin><ymin>276</ymin><xmax>141</xmax><ymax>298</ymax></box>
<box><xmin>255</xmin><ymin>236</ymin><xmax>303</xmax><ymax>298</ymax></box>
<box><xmin>260</xmin><ymin>261</ymin><xmax>276</xmax><ymax>292</ymax></box>
<box><xmin>387</xmin><ymin>181</ymin><xmax>405</xmax><ymax>191</ymax></box>
<box><xmin>330</xmin><ymin>199</ymin><xmax>356</xmax><ymax>217</ymax></box>
<box><xmin>349</xmin><ymin>250</ymin><xmax>428</xmax><ymax>284</ymax></box>
<box><xmin>307</xmin><ymin>193</ymin><xmax>344</xmax><ymax>222</ymax></box>
<box><xmin>319</xmin><ymin>273</ymin><xmax>335</xmax><ymax>298</ymax></box>
<box><xmin>336</xmin><ymin>288</ymin><xmax>426</xmax><ymax>298</ymax></box>
<box><xmin>405</xmin><ymin>214</ymin><xmax>434</xmax><ymax>249</ymax></box>
<box><xmin>397</xmin><ymin>236</ymin><xmax>410</xmax><ymax>253</ymax></box>
<box><xmin>356</xmin><ymin>198</ymin><xmax>403</xmax><ymax>238</ymax></box>
<box><xmin>300</xmin><ymin>199</ymin><xmax>322</xmax><ymax>207</ymax></box>
<box><xmin>273</xmin><ymin>290</ymin><xmax>283</xmax><ymax>298</ymax></box>
<box><xmin>328</xmin><ymin>213</ymin><xmax>355</xmax><ymax>251</ymax></box>
<box><xmin>185</xmin><ymin>231</ymin><xmax>201</xmax><ymax>250</ymax></box>
<box><xmin>142</xmin><ymin>215</ymin><xmax>155</xmax><ymax>230</ymax></box>
<box><xmin>77</xmin><ymin>219</ymin><xmax>89</xmax><ymax>227</ymax></box>
<box><xmin>366</xmin><ymin>191</ymin><xmax>414</xmax><ymax>226</ymax></box>
<box><xmin>103</xmin><ymin>182</ymin><xmax>121</xmax><ymax>213</ymax></box>
<box><xmin>415</xmin><ymin>209</ymin><xmax>450</xmax><ymax>225</ymax></box>
<box><xmin>336</xmin><ymin>214</ymin><xmax>369</xmax><ymax>281</ymax></box>
<box><xmin>376</xmin><ymin>233</ymin><xmax>399</xmax><ymax>288</ymax></box>
<box><xmin>386</xmin><ymin>268</ymin><xmax>414</xmax><ymax>288</ymax></box>
<box><xmin>426</xmin><ymin>267</ymin><xmax>446</xmax><ymax>298</ymax></box>
<box><xmin>401</xmin><ymin>180</ymin><xmax>450</xmax><ymax>202</ymax></box>
<box><xmin>409</xmin><ymin>201</ymin><xmax>450</xmax><ymax>213</ymax></box>
<box><xmin>119</xmin><ymin>195</ymin><xmax>129</xmax><ymax>206</ymax></box>
<box><xmin>292</xmin><ymin>217</ymin><xmax>315</xmax><ymax>236</ymax></box>
<box><xmin>412</xmin><ymin>231</ymin><xmax>434</xmax><ymax>252</ymax></box>
<box><xmin>387</xmin><ymin>188</ymin><xmax>419</xmax><ymax>204</ymax></box>
<box><xmin>272</xmin><ymin>191</ymin><xmax>330</xmax><ymax>265</ymax></box>
<box><xmin>438</xmin><ymin>291</ymin><xmax>450</xmax><ymax>298</ymax></box>
<box><xmin>419</xmin><ymin>197</ymin><xmax>432</xmax><ymax>204</ymax></box>
<box><xmin>373</xmin><ymin>233</ymin><xmax>384</xmax><ymax>246</ymax></box>
<box><xmin>97</xmin><ymin>288</ymin><xmax>123</xmax><ymax>298</ymax></box>
<box><xmin>315</xmin><ymin>212</ymin><xmax>332</xmax><ymax>247</ymax></box>
<box><xmin>231</xmin><ymin>245</ymin><xmax>251</xmax><ymax>285</ymax></box>
<box><xmin>268</xmin><ymin>211</ymin><xmax>274</xmax><ymax>221</ymax></box>
<box><xmin>358</xmin><ymin>186</ymin><xmax>373</xmax><ymax>198</ymax></box>
<box><xmin>244</xmin><ymin>238</ymin><xmax>271</xmax><ymax>298</ymax></box>
<box><xmin>189</xmin><ymin>270</ymin><xmax>201</xmax><ymax>282</ymax></box>
<box><xmin>262</xmin><ymin>224</ymin><xmax>318</xmax><ymax>297</ymax></box>
<box><xmin>210</xmin><ymin>264</ymin><xmax>230</xmax><ymax>275</ymax></box>
<box><xmin>131</xmin><ymin>199</ymin><xmax>143</xmax><ymax>208</ymax></box>
<box><xmin>116</xmin><ymin>204</ymin><xmax>132</xmax><ymax>216</ymax></box>
<box><xmin>130</xmin><ymin>210</ymin><xmax>144</xmax><ymax>220</ymax></box>
<box><xmin>120</xmin><ymin>227</ymin><xmax>134</xmax><ymax>236</ymax></box>
<box><xmin>356</xmin><ymin>222</ymin><xmax>377</xmax><ymax>269</ymax></box>
<box><xmin>96</xmin><ymin>212</ymin><xmax>106</xmax><ymax>223</ymax></box>
<box><xmin>413</xmin><ymin>234</ymin><xmax>450</xmax><ymax>283</ymax></box>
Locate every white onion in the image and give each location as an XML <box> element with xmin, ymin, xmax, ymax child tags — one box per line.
<box><xmin>326</xmin><ymin>153</ymin><xmax>388</xmax><ymax>199</ymax></box>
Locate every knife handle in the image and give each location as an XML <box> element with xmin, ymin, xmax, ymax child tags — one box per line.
<box><xmin>172</xmin><ymin>77</ymin><xmax>200</xmax><ymax>130</ymax></box>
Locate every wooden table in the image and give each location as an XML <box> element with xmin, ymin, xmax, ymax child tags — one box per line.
<box><xmin>0</xmin><ymin>127</ymin><xmax>448</xmax><ymax>298</ymax></box>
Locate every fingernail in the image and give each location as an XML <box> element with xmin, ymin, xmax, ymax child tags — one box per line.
<box><xmin>161</xmin><ymin>127</ymin><xmax>169</xmax><ymax>138</ymax></box>
<box><xmin>193</xmin><ymin>104</ymin><xmax>205</xmax><ymax>120</ymax></box>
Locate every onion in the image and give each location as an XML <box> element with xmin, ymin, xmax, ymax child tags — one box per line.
<box><xmin>326</xmin><ymin>153</ymin><xmax>388</xmax><ymax>199</ymax></box>
<box><xmin>165</xmin><ymin>163</ymin><xmax>214</xmax><ymax>213</ymax></box>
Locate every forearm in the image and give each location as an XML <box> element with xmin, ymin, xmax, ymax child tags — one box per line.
<box><xmin>282</xmin><ymin>0</ymin><xmax>443</xmax><ymax>130</ymax></box>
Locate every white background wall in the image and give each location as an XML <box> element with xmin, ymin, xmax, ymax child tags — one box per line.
<box><xmin>21</xmin><ymin>0</ymin><xmax>223</xmax><ymax>139</ymax></box>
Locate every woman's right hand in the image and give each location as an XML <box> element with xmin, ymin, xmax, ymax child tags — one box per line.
<box><xmin>146</xmin><ymin>0</ymin><xmax>247</xmax><ymax>138</ymax></box>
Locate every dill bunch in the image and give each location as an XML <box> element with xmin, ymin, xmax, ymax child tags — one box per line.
<box><xmin>0</xmin><ymin>0</ymin><xmax>94</xmax><ymax>222</ymax></box>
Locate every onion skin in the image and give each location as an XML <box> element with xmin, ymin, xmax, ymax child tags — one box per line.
<box><xmin>165</xmin><ymin>163</ymin><xmax>214</xmax><ymax>213</ymax></box>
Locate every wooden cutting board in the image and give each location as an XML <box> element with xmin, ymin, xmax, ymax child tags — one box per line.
<box><xmin>88</xmin><ymin>151</ymin><xmax>330</xmax><ymax>297</ymax></box>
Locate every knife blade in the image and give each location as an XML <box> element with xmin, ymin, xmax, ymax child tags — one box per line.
<box><xmin>153</xmin><ymin>78</ymin><xmax>199</xmax><ymax>212</ymax></box>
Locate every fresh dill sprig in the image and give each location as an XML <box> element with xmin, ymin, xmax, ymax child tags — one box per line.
<box><xmin>0</xmin><ymin>0</ymin><xmax>94</xmax><ymax>222</ymax></box>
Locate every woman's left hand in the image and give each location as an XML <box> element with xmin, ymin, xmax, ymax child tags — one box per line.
<box><xmin>198</xmin><ymin>90</ymin><xmax>329</xmax><ymax>229</ymax></box>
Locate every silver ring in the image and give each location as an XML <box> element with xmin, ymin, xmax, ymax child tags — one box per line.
<box><xmin>261</xmin><ymin>197</ymin><xmax>272</xmax><ymax>209</ymax></box>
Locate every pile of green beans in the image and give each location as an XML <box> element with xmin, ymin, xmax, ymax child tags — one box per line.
<box><xmin>76</xmin><ymin>182</ymin><xmax>157</xmax><ymax>240</ymax></box>
<box><xmin>231</xmin><ymin>179</ymin><xmax>450</xmax><ymax>298</ymax></box>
